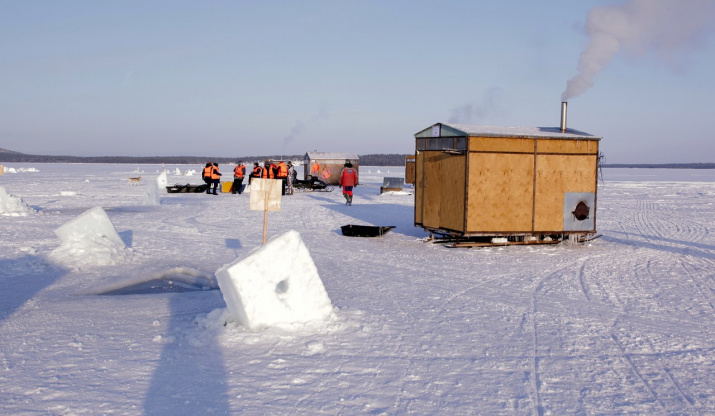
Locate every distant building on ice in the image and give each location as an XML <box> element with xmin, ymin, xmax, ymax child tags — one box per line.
<box><xmin>405</xmin><ymin>155</ymin><xmax>415</xmax><ymax>185</ymax></box>
<box><xmin>304</xmin><ymin>152</ymin><xmax>359</xmax><ymax>186</ymax></box>
<box><xmin>413</xmin><ymin>120</ymin><xmax>601</xmax><ymax>246</ymax></box>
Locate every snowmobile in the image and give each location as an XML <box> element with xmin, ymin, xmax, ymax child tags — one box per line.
<box><xmin>292</xmin><ymin>177</ymin><xmax>333</xmax><ymax>192</ymax></box>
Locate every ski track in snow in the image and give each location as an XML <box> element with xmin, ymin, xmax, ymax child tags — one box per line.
<box><xmin>0</xmin><ymin>164</ymin><xmax>714</xmax><ymax>415</ymax></box>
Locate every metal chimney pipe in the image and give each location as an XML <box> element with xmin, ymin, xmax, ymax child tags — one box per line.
<box><xmin>560</xmin><ymin>101</ymin><xmax>568</xmax><ymax>132</ymax></box>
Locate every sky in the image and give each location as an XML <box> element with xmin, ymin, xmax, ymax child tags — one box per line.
<box><xmin>1</xmin><ymin>0</ymin><xmax>714</xmax><ymax>163</ymax></box>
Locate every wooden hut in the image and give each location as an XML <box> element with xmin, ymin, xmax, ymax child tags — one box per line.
<box><xmin>304</xmin><ymin>152</ymin><xmax>359</xmax><ymax>186</ymax></box>
<box><xmin>405</xmin><ymin>155</ymin><xmax>415</xmax><ymax>185</ymax></box>
<box><xmin>413</xmin><ymin>123</ymin><xmax>601</xmax><ymax>246</ymax></box>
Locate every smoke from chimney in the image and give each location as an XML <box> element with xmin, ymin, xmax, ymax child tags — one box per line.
<box><xmin>448</xmin><ymin>87</ymin><xmax>504</xmax><ymax>124</ymax></box>
<box><xmin>562</xmin><ymin>0</ymin><xmax>715</xmax><ymax>101</ymax></box>
<box><xmin>282</xmin><ymin>108</ymin><xmax>330</xmax><ymax>147</ymax></box>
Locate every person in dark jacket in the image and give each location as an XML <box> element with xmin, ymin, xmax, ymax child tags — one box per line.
<box><xmin>201</xmin><ymin>162</ymin><xmax>213</xmax><ymax>194</ymax></box>
<box><xmin>249</xmin><ymin>162</ymin><xmax>261</xmax><ymax>185</ymax></box>
<box><xmin>210</xmin><ymin>163</ymin><xmax>222</xmax><ymax>195</ymax></box>
<box><xmin>232</xmin><ymin>161</ymin><xmax>246</xmax><ymax>194</ymax></box>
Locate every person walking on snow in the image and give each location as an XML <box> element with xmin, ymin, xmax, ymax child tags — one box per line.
<box><xmin>339</xmin><ymin>162</ymin><xmax>358</xmax><ymax>205</ymax></box>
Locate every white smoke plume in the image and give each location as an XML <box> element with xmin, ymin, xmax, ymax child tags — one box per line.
<box><xmin>448</xmin><ymin>87</ymin><xmax>505</xmax><ymax>124</ymax></box>
<box><xmin>562</xmin><ymin>0</ymin><xmax>715</xmax><ymax>101</ymax></box>
<box><xmin>282</xmin><ymin>107</ymin><xmax>329</xmax><ymax>146</ymax></box>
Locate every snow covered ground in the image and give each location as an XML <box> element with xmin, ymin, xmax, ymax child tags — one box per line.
<box><xmin>1</xmin><ymin>163</ymin><xmax>713</xmax><ymax>415</ymax></box>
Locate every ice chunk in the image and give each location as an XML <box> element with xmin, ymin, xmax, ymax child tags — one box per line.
<box><xmin>143</xmin><ymin>181</ymin><xmax>160</xmax><ymax>205</ymax></box>
<box><xmin>157</xmin><ymin>170</ymin><xmax>168</xmax><ymax>189</ymax></box>
<box><xmin>50</xmin><ymin>206</ymin><xmax>128</xmax><ymax>267</ymax></box>
<box><xmin>216</xmin><ymin>230</ymin><xmax>334</xmax><ymax>330</ymax></box>
<box><xmin>0</xmin><ymin>187</ymin><xmax>34</xmax><ymax>216</ymax></box>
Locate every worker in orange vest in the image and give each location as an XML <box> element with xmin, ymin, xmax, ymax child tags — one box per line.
<box><xmin>202</xmin><ymin>162</ymin><xmax>213</xmax><ymax>194</ymax></box>
<box><xmin>210</xmin><ymin>163</ymin><xmax>221</xmax><ymax>195</ymax></box>
<box><xmin>261</xmin><ymin>162</ymin><xmax>275</xmax><ymax>179</ymax></box>
<box><xmin>339</xmin><ymin>162</ymin><xmax>358</xmax><ymax>205</ymax></box>
<box><xmin>276</xmin><ymin>160</ymin><xmax>288</xmax><ymax>195</ymax></box>
<box><xmin>311</xmin><ymin>162</ymin><xmax>320</xmax><ymax>179</ymax></box>
<box><xmin>320</xmin><ymin>167</ymin><xmax>331</xmax><ymax>182</ymax></box>
<box><xmin>232</xmin><ymin>161</ymin><xmax>246</xmax><ymax>194</ymax></box>
<box><xmin>249</xmin><ymin>162</ymin><xmax>261</xmax><ymax>185</ymax></box>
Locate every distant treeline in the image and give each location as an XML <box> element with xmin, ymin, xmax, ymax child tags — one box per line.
<box><xmin>2</xmin><ymin>148</ymin><xmax>712</xmax><ymax>168</ymax></box>
<box><xmin>0</xmin><ymin>149</ymin><xmax>413</xmax><ymax>167</ymax></box>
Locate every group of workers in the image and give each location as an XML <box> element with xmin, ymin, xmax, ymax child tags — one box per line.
<box><xmin>201</xmin><ymin>160</ymin><xmax>358</xmax><ymax>204</ymax></box>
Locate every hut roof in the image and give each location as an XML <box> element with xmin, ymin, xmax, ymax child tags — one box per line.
<box><xmin>304</xmin><ymin>152</ymin><xmax>359</xmax><ymax>160</ymax></box>
<box><xmin>416</xmin><ymin>123</ymin><xmax>601</xmax><ymax>140</ymax></box>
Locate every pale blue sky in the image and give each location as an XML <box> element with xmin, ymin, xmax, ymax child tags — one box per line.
<box><xmin>2</xmin><ymin>1</ymin><xmax>714</xmax><ymax>163</ymax></box>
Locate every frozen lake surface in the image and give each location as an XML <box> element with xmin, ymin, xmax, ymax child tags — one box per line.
<box><xmin>1</xmin><ymin>164</ymin><xmax>713</xmax><ymax>415</ymax></box>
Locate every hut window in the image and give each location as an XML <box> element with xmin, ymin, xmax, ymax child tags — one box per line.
<box><xmin>419</xmin><ymin>137</ymin><xmax>467</xmax><ymax>151</ymax></box>
<box><xmin>426</xmin><ymin>138</ymin><xmax>449</xmax><ymax>150</ymax></box>
<box><xmin>417</xmin><ymin>138</ymin><xmax>427</xmax><ymax>151</ymax></box>
<box><xmin>454</xmin><ymin>137</ymin><xmax>466</xmax><ymax>150</ymax></box>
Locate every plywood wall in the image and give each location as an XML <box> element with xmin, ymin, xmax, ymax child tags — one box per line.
<box><xmin>533</xmin><ymin>154</ymin><xmax>598</xmax><ymax>231</ymax></box>
<box><xmin>469</xmin><ymin>136</ymin><xmax>534</xmax><ymax>153</ymax></box>
<box><xmin>414</xmin><ymin>152</ymin><xmax>425</xmax><ymax>225</ymax></box>
<box><xmin>466</xmin><ymin>153</ymin><xmax>535</xmax><ymax>232</ymax></box>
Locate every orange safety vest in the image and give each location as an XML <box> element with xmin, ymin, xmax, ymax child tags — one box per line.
<box><xmin>252</xmin><ymin>166</ymin><xmax>261</xmax><ymax>177</ymax></box>
<box><xmin>277</xmin><ymin>162</ymin><xmax>288</xmax><ymax>178</ymax></box>
<box><xmin>210</xmin><ymin>166</ymin><xmax>220</xmax><ymax>180</ymax></box>
<box><xmin>234</xmin><ymin>165</ymin><xmax>245</xmax><ymax>178</ymax></box>
<box><xmin>203</xmin><ymin>166</ymin><xmax>212</xmax><ymax>179</ymax></box>
<box><xmin>261</xmin><ymin>166</ymin><xmax>274</xmax><ymax>179</ymax></box>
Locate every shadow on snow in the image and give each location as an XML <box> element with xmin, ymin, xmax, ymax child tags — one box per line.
<box><xmin>0</xmin><ymin>255</ymin><xmax>67</xmax><ymax>324</ymax></box>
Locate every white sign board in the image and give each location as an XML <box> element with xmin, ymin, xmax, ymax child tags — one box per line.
<box><xmin>249</xmin><ymin>178</ymin><xmax>282</xmax><ymax>212</ymax></box>
<box><xmin>431</xmin><ymin>125</ymin><xmax>441</xmax><ymax>137</ymax></box>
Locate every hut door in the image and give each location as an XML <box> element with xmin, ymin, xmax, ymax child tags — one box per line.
<box><xmin>422</xmin><ymin>153</ymin><xmax>446</xmax><ymax>228</ymax></box>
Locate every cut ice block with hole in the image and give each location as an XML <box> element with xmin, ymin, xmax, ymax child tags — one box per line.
<box><xmin>216</xmin><ymin>230</ymin><xmax>334</xmax><ymax>330</ymax></box>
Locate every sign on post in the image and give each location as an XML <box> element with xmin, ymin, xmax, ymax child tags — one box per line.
<box><xmin>249</xmin><ymin>178</ymin><xmax>282</xmax><ymax>244</ymax></box>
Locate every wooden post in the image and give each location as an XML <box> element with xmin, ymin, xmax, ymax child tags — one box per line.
<box><xmin>263</xmin><ymin>209</ymin><xmax>268</xmax><ymax>244</ymax></box>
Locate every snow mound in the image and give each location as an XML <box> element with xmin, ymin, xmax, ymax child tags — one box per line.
<box><xmin>3</xmin><ymin>166</ymin><xmax>40</xmax><ymax>173</ymax></box>
<box><xmin>216</xmin><ymin>230</ymin><xmax>335</xmax><ymax>330</ymax></box>
<box><xmin>0</xmin><ymin>187</ymin><xmax>35</xmax><ymax>216</ymax></box>
<box><xmin>50</xmin><ymin>206</ymin><xmax>129</xmax><ymax>268</ymax></box>
<box><xmin>380</xmin><ymin>190</ymin><xmax>413</xmax><ymax>196</ymax></box>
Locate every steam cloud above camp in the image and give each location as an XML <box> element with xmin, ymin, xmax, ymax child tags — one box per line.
<box><xmin>562</xmin><ymin>0</ymin><xmax>715</xmax><ymax>101</ymax></box>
